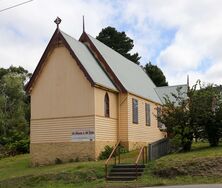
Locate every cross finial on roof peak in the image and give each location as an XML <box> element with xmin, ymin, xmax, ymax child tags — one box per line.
<box><xmin>54</xmin><ymin>17</ymin><xmax>62</xmax><ymax>29</ymax></box>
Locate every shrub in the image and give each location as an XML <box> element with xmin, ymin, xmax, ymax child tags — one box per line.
<box><xmin>98</xmin><ymin>145</ymin><xmax>114</xmax><ymax>160</ymax></box>
<box><xmin>3</xmin><ymin>137</ymin><xmax>30</xmax><ymax>156</ymax></box>
<box><xmin>75</xmin><ymin>157</ymin><xmax>79</xmax><ymax>162</ymax></box>
<box><xmin>119</xmin><ymin>145</ymin><xmax>128</xmax><ymax>153</ymax></box>
<box><xmin>98</xmin><ymin>145</ymin><xmax>128</xmax><ymax>160</ymax></box>
<box><xmin>55</xmin><ymin>158</ymin><xmax>63</xmax><ymax>164</ymax></box>
<box><xmin>87</xmin><ymin>156</ymin><xmax>92</xmax><ymax>161</ymax></box>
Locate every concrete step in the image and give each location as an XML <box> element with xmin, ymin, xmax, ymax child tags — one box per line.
<box><xmin>106</xmin><ymin>176</ymin><xmax>137</xmax><ymax>181</ymax></box>
<box><xmin>113</xmin><ymin>164</ymin><xmax>145</xmax><ymax>168</ymax></box>
<box><xmin>109</xmin><ymin>171</ymin><xmax>143</xmax><ymax>176</ymax></box>
<box><xmin>106</xmin><ymin>164</ymin><xmax>145</xmax><ymax>181</ymax></box>
<box><xmin>111</xmin><ymin>167</ymin><xmax>144</xmax><ymax>172</ymax></box>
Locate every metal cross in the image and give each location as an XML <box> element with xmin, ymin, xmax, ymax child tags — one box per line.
<box><xmin>54</xmin><ymin>17</ymin><xmax>62</xmax><ymax>29</ymax></box>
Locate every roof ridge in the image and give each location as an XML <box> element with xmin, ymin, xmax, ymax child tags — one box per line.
<box><xmin>140</xmin><ymin>66</ymin><xmax>157</xmax><ymax>87</ymax></box>
<box><xmin>154</xmin><ymin>86</ymin><xmax>163</xmax><ymax>104</ymax></box>
<box><xmin>156</xmin><ymin>84</ymin><xmax>187</xmax><ymax>89</ymax></box>
<box><xmin>60</xmin><ymin>30</ymin><xmax>117</xmax><ymax>91</ymax></box>
<box><xmin>86</xmin><ymin>33</ymin><xmax>157</xmax><ymax>88</ymax></box>
<box><xmin>86</xmin><ymin>32</ymin><xmax>161</xmax><ymax>104</ymax></box>
<box><xmin>60</xmin><ymin>30</ymin><xmax>80</xmax><ymax>43</ymax></box>
<box><xmin>86</xmin><ymin>33</ymin><xmax>142</xmax><ymax>68</ymax></box>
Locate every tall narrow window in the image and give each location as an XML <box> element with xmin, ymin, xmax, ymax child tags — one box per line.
<box><xmin>132</xmin><ymin>99</ymin><xmax>138</xmax><ymax>124</ymax></box>
<box><xmin>145</xmin><ymin>103</ymin><xmax>151</xmax><ymax>126</ymax></box>
<box><xmin>104</xmin><ymin>93</ymin><xmax>110</xmax><ymax>117</ymax></box>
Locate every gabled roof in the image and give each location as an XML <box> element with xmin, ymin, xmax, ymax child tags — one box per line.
<box><xmin>25</xmin><ymin>29</ymin><xmax>117</xmax><ymax>92</ymax></box>
<box><xmin>80</xmin><ymin>33</ymin><xmax>162</xmax><ymax>104</ymax></box>
<box><xmin>60</xmin><ymin>31</ymin><xmax>117</xmax><ymax>91</ymax></box>
<box><xmin>27</xmin><ymin>27</ymin><xmax>187</xmax><ymax>105</ymax></box>
<box><xmin>155</xmin><ymin>84</ymin><xmax>188</xmax><ymax>104</ymax></box>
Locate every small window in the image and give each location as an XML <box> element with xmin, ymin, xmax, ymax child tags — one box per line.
<box><xmin>104</xmin><ymin>93</ymin><xmax>110</xmax><ymax>117</ymax></box>
<box><xmin>132</xmin><ymin>99</ymin><xmax>138</xmax><ymax>124</ymax></box>
<box><xmin>145</xmin><ymin>103</ymin><xmax>151</xmax><ymax>126</ymax></box>
<box><xmin>157</xmin><ymin>107</ymin><xmax>162</xmax><ymax>128</ymax></box>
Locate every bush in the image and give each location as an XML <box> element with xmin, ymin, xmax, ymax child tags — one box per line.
<box><xmin>0</xmin><ymin>145</ymin><xmax>8</xmax><ymax>159</ymax></box>
<box><xmin>55</xmin><ymin>158</ymin><xmax>63</xmax><ymax>164</ymax></box>
<box><xmin>205</xmin><ymin>116</ymin><xmax>221</xmax><ymax>147</ymax></box>
<box><xmin>5</xmin><ymin>138</ymin><xmax>29</xmax><ymax>155</ymax></box>
<box><xmin>191</xmin><ymin>85</ymin><xmax>222</xmax><ymax>147</ymax></box>
<box><xmin>75</xmin><ymin>157</ymin><xmax>79</xmax><ymax>162</ymax></box>
<box><xmin>119</xmin><ymin>145</ymin><xmax>128</xmax><ymax>153</ymax></box>
<box><xmin>98</xmin><ymin>145</ymin><xmax>128</xmax><ymax>160</ymax></box>
<box><xmin>98</xmin><ymin>145</ymin><xmax>113</xmax><ymax>160</ymax></box>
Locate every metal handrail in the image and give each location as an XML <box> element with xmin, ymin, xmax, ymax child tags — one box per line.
<box><xmin>135</xmin><ymin>146</ymin><xmax>148</xmax><ymax>179</ymax></box>
<box><xmin>105</xmin><ymin>141</ymin><xmax>120</xmax><ymax>179</ymax></box>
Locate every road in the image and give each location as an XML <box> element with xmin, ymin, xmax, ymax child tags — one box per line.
<box><xmin>144</xmin><ymin>185</ymin><xmax>222</xmax><ymax>188</ymax></box>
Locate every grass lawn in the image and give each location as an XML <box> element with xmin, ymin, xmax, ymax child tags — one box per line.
<box><xmin>0</xmin><ymin>142</ymin><xmax>222</xmax><ymax>188</ymax></box>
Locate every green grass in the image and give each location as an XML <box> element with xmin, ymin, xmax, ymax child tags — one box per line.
<box><xmin>0</xmin><ymin>142</ymin><xmax>222</xmax><ymax>188</ymax></box>
<box><xmin>155</xmin><ymin>142</ymin><xmax>222</xmax><ymax>169</ymax></box>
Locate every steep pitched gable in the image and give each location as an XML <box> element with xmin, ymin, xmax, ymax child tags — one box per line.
<box><xmin>25</xmin><ymin>29</ymin><xmax>117</xmax><ymax>93</ymax></box>
<box><xmin>79</xmin><ymin>32</ymin><xmax>127</xmax><ymax>93</ymax></box>
<box><xmin>60</xmin><ymin>31</ymin><xmax>117</xmax><ymax>91</ymax></box>
<box><xmin>80</xmin><ymin>32</ymin><xmax>162</xmax><ymax>104</ymax></box>
<box><xmin>27</xmin><ymin>27</ymin><xmax>186</xmax><ymax>105</ymax></box>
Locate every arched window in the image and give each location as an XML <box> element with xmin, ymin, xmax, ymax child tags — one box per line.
<box><xmin>104</xmin><ymin>93</ymin><xmax>110</xmax><ymax>117</ymax></box>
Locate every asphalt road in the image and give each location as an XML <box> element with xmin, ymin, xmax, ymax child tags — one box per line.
<box><xmin>144</xmin><ymin>185</ymin><xmax>222</xmax><ymax>188</ymax></box>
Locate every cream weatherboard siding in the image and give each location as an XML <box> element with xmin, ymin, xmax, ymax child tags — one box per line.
<box><xmin>30</xmin><ymin>45</ymin><xmax>95</xmax><ymax>144</ymax></box>
<box><xmin>28</xmin><ymin>29</ymin><xmax>169</xmax><ymax>166</ymax></box>
<box><xmin>127</xmin><ymin>94</ymin><xmax>165</xmax><ymax>146</ymax></box>
<box><xmin>30</xmin><ymin>45</ymin><xmax>97</xmax><ymax>165</ymax></box>
<box><xmin>95</xmin><ymin>116</ymin><xmax>117</xmax><ymax>141</ymax></box>
<box><xmin>31</xmin><ymin>116</ymin><xmax>95</xmax><ymax>143</ymax></box>
<box><xmin>30</xmin><ymin>45</ymin><xmax>95</xmax><ymax>120</ymax></box>
<box><xmin>119</xmin><ymin>93</ymin><xmax>129</xmax><ymax>142</ymax></box>
<box><xmin>94</xmin><ymin>88</ymin><xmax>118</xmax><ymax>141</ymax></box>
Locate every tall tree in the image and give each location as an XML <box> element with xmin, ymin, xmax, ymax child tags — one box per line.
<box><xmin>96</xmin><ymin>26</ymin><xmax>141</xmax><ymax>64</ymax></box>
<box><xmin>190</xmin><ymin>83</ymin><xmax>222</xmax><ymax>146</ymax></box>
<box><xmin>0</xmin><ymin>66</ymin><xmax>31</xmax><ymax>156</ymax></box>
<box><xmin>157</xmin><ymin>81</ymin><xmax>222</xmax><ymax>151</ymax></box>
<box><xmin>144</xmin><ymin>62</ymin><xmax>168</xmax><ymax>86</ymax></box>
<box><xmin>157</xmin><ymin>87</ymin><xmax>193</xmax><ymax>151</ymax></box>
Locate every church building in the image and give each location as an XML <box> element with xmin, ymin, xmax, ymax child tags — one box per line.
<box><xmin>25</xmin><ymin>18</ymin><xmax>187</xmax><ymax>166</ymax></box>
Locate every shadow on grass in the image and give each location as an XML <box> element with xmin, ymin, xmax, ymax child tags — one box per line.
<box><xmin>190</xmin><ymin>142</ymin><xmax>222</xmax><ymax>153</ymax></box>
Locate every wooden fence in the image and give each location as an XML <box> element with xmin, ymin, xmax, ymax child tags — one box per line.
<box><xmin>148</xmin><ymin>138</ymin><xmax>170</xmax><ymax>161</ymax></box>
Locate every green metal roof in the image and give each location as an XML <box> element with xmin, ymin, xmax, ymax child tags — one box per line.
<box><xmin>61</xmin><ymin>30</ymin><xmax>187</xmax><ymax>104</ymax></box>
<box><xmin>87</xmin><ymin>34</ymin><xmax>162</xmax><ymax>104</ymax></box>
<box><xmin>155</xmin><ymin>84</ymin><xmax>188</xmax><ymax>104</ymax></box>
<box><xmin>60</xmin><ymin>31</ymin><xmax>117</xmax><ymax>91</ymax></box>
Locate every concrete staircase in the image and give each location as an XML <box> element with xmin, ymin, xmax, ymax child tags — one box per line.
<box><xmin>106</xmin><ymin>164</ymin><xmax>145</xmax><ymax>181</ymax></box>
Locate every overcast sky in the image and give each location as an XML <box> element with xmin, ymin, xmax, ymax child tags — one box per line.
<box><xmin>0</xmin><ymin>0</ymin><xmax>222</xmax><ymax>86</ymax></box>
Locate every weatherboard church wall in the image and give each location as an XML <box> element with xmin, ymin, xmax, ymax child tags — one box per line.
<box><xmin>30</xmin><ymin>45</ymin><xmax>97</xmax><ymax>165</ymax></box>
<box><xmin>30</xmin><ymin>46</ymin><xmax>95</xmax><ymax>120</ymax></box>
<box><xmin>119</xmin><ymin>93</ymin><xmax>165</xmax><ymax>150</ymax></box>
<box><xmin>29</xmin><ymin>42</ymin><xmax>165</xmax><ymax>166</ymax></box>
<box><xmin>127</xmin><ymin>94</ymin><xmax>165</xmax><ymax>149</ymax></box>
<box><xmin>30</xmin><ymin>45</ymin><xmax>119</xmax><ymax>165</ymax></box>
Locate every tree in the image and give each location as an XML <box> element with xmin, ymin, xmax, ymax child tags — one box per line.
<box><xmin>157</xmin><ymin>87</ymin><xmax>193</xmax><ymax>151</ymax></box>
<box><xmin>144</xmin><ymin>62</ymin><xmax>168</xmax><ymax>86</ymax></box>
<box><xmin>190</xmin><ymin>83</ymin><xmax>222</xmax><ymax>146</ymax></box>
<box><xmin>0</xmin><ymin>66</ymin><xmax>31</xmax><ymax>156</ymax></box>
<box><xmin>157</xmin><ymin>81</ymin><xmax>222</xmax><ymax>152</ymax></box>
<box><xmin>96</xmin><ymin>26</ymin><xmax>141</xmax><ymax>64</ymax></box>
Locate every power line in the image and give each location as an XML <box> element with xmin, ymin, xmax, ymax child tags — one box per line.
<box><xmin>0</xmin><ymin>0</ymin><xmax>34</xmax><ymax>13</ymax></box>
